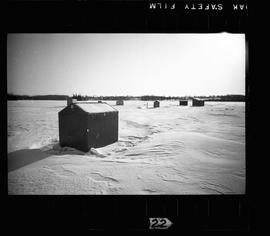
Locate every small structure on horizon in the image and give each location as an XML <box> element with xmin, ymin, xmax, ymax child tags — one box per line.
<box><xmin>116</xmin><ymin>100</ymin><xmax>124</xmax><ymax>105</ymax></box>
<box><xmin>154</xmin><ymin>100</ymin><xmax>160</xmax><ymax>108</ymax></box>
<box><xmin>59</xmin><ymin>100</ymin><xmax>118</xmax><ymax>152</ymax></box>
<box><xmin>179</xmin><ymin>100</ymin><xmax>188</xmax><ymax>106</ymax></box>
<box><xmin>192</xmin><ymin>98</ymin><xmax>205</xmax><ymax>106</ymax></box>
<box><xmin>67</xmin><ymin>97</ymin><xmax>77</xmax><ymax>106</ymax></box>
<box><xmin>98</xmin><ymin>100</ymin><xmax>102</xmax><ymax>103</ymax></box>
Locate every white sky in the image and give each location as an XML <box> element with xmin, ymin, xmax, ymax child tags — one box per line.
<box><xmin>7</xmin><ymin>33</ymin><xmax>245</xmax><ymax>97</ymax></box>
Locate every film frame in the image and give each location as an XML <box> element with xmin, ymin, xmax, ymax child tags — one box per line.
<box><xmin>2</xmin><ymin>0</ymin><xmax>252</xmax><ymax>233</ymax></box>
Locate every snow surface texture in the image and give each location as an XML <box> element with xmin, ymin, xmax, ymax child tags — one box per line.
<box><xmin>8</xmin><ymin>100</ymin><xmax>245</xmax><ymax>194</ymax></box>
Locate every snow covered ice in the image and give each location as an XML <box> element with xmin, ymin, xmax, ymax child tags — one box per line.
<box><xmin>7</xmin><ymin>100</ymin><xmax>245</xmax><ymax>194</ymax></box>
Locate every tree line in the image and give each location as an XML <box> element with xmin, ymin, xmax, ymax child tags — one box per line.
<box><xmin>7</xmin><ymin>93</ymin><xmax>245</xmax><ymax>102</ymax></box>
<box><xmin>7</xmin><ymin>94</ymin><xmax>69</xmax><ymax>100</ymax></box>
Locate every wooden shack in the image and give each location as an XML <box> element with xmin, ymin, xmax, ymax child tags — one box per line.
<box><xmin>116</xmin><ymin>100</ymin><xmax>124</xmax><ymax>105</ymax></box>
<box><xmin>67</xmin><ymin>97</ymin><xmax>77</xmax><ymax>106</ymax></box>
<box><xmin>179</xmin><ymin>100</ymin><xmax>188</xmax><ymax>106</ymax></box>
<box><xmin>192</xmin><ymin>98</ymin><xmax>205</xmax><ymax>106</ymax></box>
<box><xmin>154</xmin><ymin>100</ymin><xmax>160</xmax><ymax>108</ymax></box>
<box><xmin>58</xmin><ymin>101</ymin><xmax>118</xmax><ymax>152</ymax></box>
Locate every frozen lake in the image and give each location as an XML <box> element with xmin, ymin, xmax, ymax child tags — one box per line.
<box><xmin>8</xmin><ymin>100</ymin><xmax>245</xmax><ymax>194</ymax></box>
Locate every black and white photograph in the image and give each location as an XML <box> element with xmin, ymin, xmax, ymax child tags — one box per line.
<box><xmin>7</xmin><ymin>33</ymin><xmax>246</xmax><ymax>195</ymax></box>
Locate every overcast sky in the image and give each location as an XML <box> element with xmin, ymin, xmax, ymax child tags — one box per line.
<box><xmin>7</xmin><ymin>33</ymin><xmax>245</xmax><ymax>97</ymax></box>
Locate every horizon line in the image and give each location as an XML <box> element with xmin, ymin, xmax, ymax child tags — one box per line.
<box><xmin>7</xmin><ymin>93</ymin><xmax>246</xmax><ymax>97</ymax></box>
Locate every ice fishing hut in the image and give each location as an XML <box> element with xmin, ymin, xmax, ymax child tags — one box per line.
<box><xmin>58</xmin><ymin>100</ymin><xmax>118</xmax><ymax>152</ymax></box>
<box><xmin>192</xmin><ymin>98</ymin><xmax>205</xmax><ymax>106</ymax></box>
<box><xmin>116</xmin><ymin>100</ymin><xmax>124</xmax><ymax>105</ymax></box>
<box><xmin>67</xmin><ymin>97</ymin><xmax>77</xmax><ymax>106</ymax></box>
<box><xmin>179</xmin><ymin>100</ymin><xmax>188</xmax><ymax>106</ymax></box>
<box><xmin>154</xmin><ymin>100</ymin><xmax>160</xmax><ymax>108</ymax></box>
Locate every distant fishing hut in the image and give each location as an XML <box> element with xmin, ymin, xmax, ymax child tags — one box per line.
<box><xmin>192</xmin><ymin>98</ymin><xmax>205</xmax><ymax>106</ymax></box>
<box><xmin>179</xmin><ymin>100</ymin><xmax>188</xmax><ymax>106</ymax></box>
<box><xmin>58</xmin><ymin>100</ymin><xmax>118</xmax><ymax>152</ymax></box>
<box><xmin>67</xmin><ymin>97</ymin><xmax>77</xmax><ymax>106</ymax></box>
<box><xmin>116</xmin><ymin>100</ymin><xmax>124</xmax><ymax>105</ymax></box>
<box><xmin>154</xmin><ymin>100</ymin><xmax>160</xmax><ymax>108</ymax></box>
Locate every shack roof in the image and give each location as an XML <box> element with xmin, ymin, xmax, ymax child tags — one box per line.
<box><xmin>75</xmin><ymin>102</ymin><xmax>117</xmax><ymax>114</ymax></box>
<box><xmin>193</xmin><ymin>98</ymin><xmax>204</xmax><ymax>101</ymax></box>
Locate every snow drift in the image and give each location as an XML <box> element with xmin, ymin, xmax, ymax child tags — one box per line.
<box><xmin>8</xmin><ymin>100</ymin><xmax>245</xmax><ymax>194</ymax></box>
